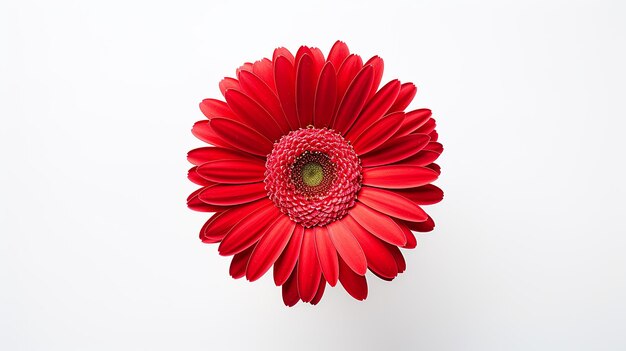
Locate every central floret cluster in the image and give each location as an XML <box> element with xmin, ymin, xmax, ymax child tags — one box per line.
<box><xmin>264</xmin><ymin>127</ymin><xmax>362</xmax><ymax>227</ymax></box>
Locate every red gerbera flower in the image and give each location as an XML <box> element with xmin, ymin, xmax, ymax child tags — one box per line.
<box><xmin>188</xmin><ymin>41</ymin><xmax>443</xmax><ymax>306</ymax></box>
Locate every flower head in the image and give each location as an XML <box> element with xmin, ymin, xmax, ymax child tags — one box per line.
<box><xmin>188</xmin><ymin>41</ymin><xmax>443</xmax><ymax>306</ymax></box>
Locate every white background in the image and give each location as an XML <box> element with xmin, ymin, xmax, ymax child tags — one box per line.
<box><xmin>2</xmin><ymin>0</ymin><xmax>626</xmax><ymax>350</ymax></box>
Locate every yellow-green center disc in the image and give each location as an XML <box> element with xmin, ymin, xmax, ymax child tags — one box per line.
<box><xmin>302</xmin><ymin>162</ymin><xmax>323</xmax><ymax>187</ymax></box>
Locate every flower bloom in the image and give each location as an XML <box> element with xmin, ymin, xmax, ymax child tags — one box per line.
<box><xmin>188</xmin><ymin>41</ymin><xmax>443</xmax><ymax>306</ymax></box>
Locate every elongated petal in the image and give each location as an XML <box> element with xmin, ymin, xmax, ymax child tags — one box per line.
<box><xmin>273</xmin><ymin>47</ymin><xmax>294</xmax><ymax>64</ymax></box>
<box><xmin>326</xmin><ymin>219</ymin><xmax>367</xmax><ymax>276</ymax></box>
<box><xmin>333</xmin><ymin>65</ymin><xmax>374</xmax><ymax>134</ymax></box>
<box><xmin>191</xmin><ymin>120</ymin><xmax>231</xmax><ymax>148</ymax></box>
<box><xmin>386</xmin><ymin>244</ymin><xmax>406</xmax><ymax>273</ymax></box>
<box><xmin>352</xmin><ymin>112</ymin><xmax>404</xmax><ymax>155</ymax></box>
<box><xmin>219</xmin><ymin>77</ymin><xmax>239</xmax><ymax>97</ymax></box>
<box><xmin>198</xmin><ymin>182</ymin><xmax>266</xmax><ymax>206</ymax></box>
<box><xmin>344</xmin><ymin>215</ymin><xmax>398</xmax><ymax>279</ymax></box>
<box><xmin>187</xmin><ymin>146</ymin><xmax>260</xmax><ymax>166</ymax></box>
<box><xmin>273</xmin><ymin>225</ymin><xmax>304</xmax><ymax>286</ymax></box>
<box><xmin>188</xmin><ymin>166</ymin><xmax>214</xmax><ymax>186</ymax></box>
<box><xmin>252</xmin><ymin>58</ymin><xmax>276</xmax><ymax>91</ymax></box>
<box><xmin>224</xmin><ymin>89</ymin><xmax>283</xmax><ymax>142</ymax></box>
<box><xmin>362</xmin><ymin>165</ymin><xmax>439</xmax><ymax>189</ymax></box>
<box><xmin>393</xmin><ymin>184</ymin><xmax>444</xmax><ymax>205</ymax></box>
<box><xmin>282</xmin><ymin>271</ymin><xmax>300</xmax><ymax>307</ymax></box>
<box><xmin>199</xmin><ymin>98</ymin><xmax>235</xmax><ymax>119</ymax></box>
<box><xmin>237</xmin><ymin>70</ymin><xmax>290</xmax><ymax>133</ymax></box>
<box><xmin>398</xmin><ymin>222</ymin><xmax>418</xmax><ymax>248</ymax></box>
<box><xmin>310</xmin><ymin>277</ymin><xmax>327</xmax><ymax>305</ymax></box>
<box><xmin>218</xmin><ymin>205</ymin><xmax>281</xmax><ymax>256</ymax></box>
<box><xmin>334</xmin><ymin>54</ymin><xmax>363</xmax><ymax>118</ymax></box>
<box><xmin>327</xmin><ymin>40</ymin><xmax>350</xmax><ymax>69</ymax></box>
<box><xmin>358</xmin><ymin>186</ymin><xmax>429</xmax><ymax>222</ymax></box>
<box><xmin>187</xmin><ymin>187</ymin><xmax>228</xmax><ymax>212</ymax></box>
<box><xmin>388</xmin><ymin>82</ymin><xmax>416</xmax><ymax>113</ymax></box>
<box><xmin>200</xmin><ymin>199</ymin><xmax>271</xmax><ymax>243</ymax></box>
<box><xmin>416</xmin><ymin>118</ymin><xmax>436</xmax><ymax>135</ymax></box>
<box><xmin>298</xmin><ymin>229</ymin><xmax>322</xmax><ymax>302</ymax></box>
<box><xmin>345</xmin><ymin>80</ymin><xmax>400</xmax><ymax>141</ymax></box>
<box><xmin>246</xmin><ymin>215</ymin><xmax>296</xmax><ymax>282</ymax></box>
<box><xmin>313</xmin><ymin>62</ymin><xmax>337</xmax><ymax>128</ymax></box>
<box><xmin>296</xmin><ymin>54</ymin><xmax>316</xmax><ymax>127</ymax></box>
<box><xmin>396</xmin><ymin>109</ymin><xmax>432</xmax><ymax>137</ymax></box>
<box><xmin>404</xmin><ymin>215</ymin><xmax>435</xmax><ymax>232</ymax></box>
<box><xmin>314</xmin><ymin>226</ymin><xmax>339</xmax><ymax>286</ymax></box>
<box><xmin>230</xmin><ymin>245</ymin><xmax>255</xmax><ymax>279</ymax></box>
<box><xmin>364</xmin><ymin>56</ymin><xmax>384</xmax><ymax>98</ymax></box>
<box><xmin>197</xmin><ymin>159</ymin><xmax>265</xmax><ymax>184</ymax></box>
<box><xmin>395</xmin><ymin>149</ymin><xmax>441</xmax><ymax>167</ymax></box>
<box><xmin>349</xmin><ymin>202</ymin><xmax>407</xmax><ymax>246</ymax></box>
<box><xmin>210</xmin><ymin>118</ymin><xmax>273</xmax><ymax>157</ymax></box>
<box><xmin>338</xmin><ymin>257</ymin><xmax>368</xmax><ymax>301</ymax></box>
<box><xmin>274</xmin><ymin>56</ymin><xmax>299</xmax><ymax>129</ymax></box>
<box><xmin>360</xmin><ymin>134</ymin><xmax>430</xmax><ymax>167</ymax></box>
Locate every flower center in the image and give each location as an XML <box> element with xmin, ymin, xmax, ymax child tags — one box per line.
<box><xmin>264</xmin><ymin>127</ymin><xmax>362</xmax><ymax>228</ymax></box>
<box><xmin>301</xmin><ymin>162</ymin><xmax>323</xmax><ymax>187</ymax></box>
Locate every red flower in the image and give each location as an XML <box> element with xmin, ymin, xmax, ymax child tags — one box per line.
<box><xmin>188</xmin><ymin>41</ymin><xmax>443</xmax><ymax>306</ymax></box>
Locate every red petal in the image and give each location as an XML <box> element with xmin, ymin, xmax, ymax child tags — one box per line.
<box><xmin>429</xmin><ymin>130</ymin><xmax>439</xmax><ymax>142</ymax></box>
<box><xmin>191</xmin><ymin>120</ymin><xmax>230</xmax><ymax>148</ymax></box>
<box><xmin>338</xmin><ymin>256</ymin><xmax>368</xmax><ymax>301</ymax></box>
<box><xmin>229</xmin><ymin>244</ymin><xmax>255</xmax><ymax>279</ymax></box>
<box><xmin>218</xmin><ymin>205</ymin><xmax>281</xmax><ymax>256</ymax></box>
<box><xmin>352</xmin><ymin>112</ymin><xmax>404</xmax><ymax>155</ymax></box>
<box><xmin>416</xmin><ymin>118</ymin><xmax>436</xmax><ymax>134</ymax></box>
<box><xmin>344</xmin><ymin>215</ymin><xmax>398</xmax><ymax>279</ymax></box>
<box><xmin>219</xmin><ymin>77</ymin><xmax>239</xmax><ymax>97</ymax></box>
<box><xmin>388</xmin><ymin>82</ymin><xmax>417</xmax><ymax>113</ymax></box>
<box><xmin>295</xmin><ymin>54</ymin><xmax>316</xmax><ymax>127</ymax></box>
<box><xmin>423</xmin><ymin>141</ymin><xmax>444</xmax><ymax>154</ymax></box>
<box><xmin>345</xmin><ymin>80</ymin><xmax>400</xmax><ymax>142</ymax></box>
<box><xmin>334</xmin><ymin>54</ymin><xmax>363</xmax><ymax>118</ymax></box>
<box><xmin>358</xmin><ymin>186</ymin><xmax>429</xmax><ymax>222</ymax></box>
<box><xmin>297</xmin><ymin>229</ymin><xmax>322</xmax><ymax>302</ymax></box>
<box><xmin>349</xmin><ymin>202</ymin><xmax>407</xmax><ymax>246</ymax></box>
<box><xmin>200</xmin><ymin>199</ymin><xmax>271</xmax><ymax>243</ymax></box>
<box><xmin>386</xmin><ymin>244</ymin><xmax>406</xmax><ymax>273</ymax></box>
<box><xmin>224</xmin><ymin>89</ymin><xmax>283</xmax><ymax>142</ymax></box>
<box><xmin>360</xmin><ymin>134</ymin><xmax>431</xmax><ymax>167</ymax></box>
<box><xmin>399</xmin><ymin>223</ymin><xmax>418</xmax><ymax>249</ymax></box>
<box><xmin>252</xmin><ymin>58</ymin><xmax>276</xmax><ymax>91</ymax></box>
<box><xmin>313</xmin><ymin>62</ymin><xmax>337</xmax><ymax>128</ymax></box>
<box><xmin>210</xmin><ymin>118</ymin><xmax>273</xmax><ymax>157</ymax></box>
<box><xmin>364</xmin><ymin>56</ymin><xmax>384</xmax><ymax>99</ymax></box>
<box><xmin>187</xmin><ymin>146</ymin><xmax>261</xmax><ymax>166</ymax></box>
<box><xmin>326</xmin><ymin>219</ymin><xmax>367</xmax><ymax>275</ymax></box>
<box><xmin>327</xmin><ymin>40</ymin><xmax>350</xmax><ymax>69</ymax></box>
<box><xmin>237</xmin><ymin>70</ymin><xmax>290</xmax><ymax>133</ymax></box>
<box><xmin>333</xmin><ymin>65</ymin><xmax>374</xmax><ymax>134</ymax></box>
<box><xmin>394</xmin><ymin>184</ymin><xmax>444</xmax><ymax>205</ymax></box>
<box><xmin>396</xmin><ymin>109</ymin><xmax>432</xmax><ymax>137</ymax></box>
<box><xmin>310</xmin><ymin>276</ymin><xmax>326</xmax><ymax>305</ymax></box>
<box><xmin>188</xmin><ymin>166</ymin><xmax>213</xmax><ymax>186</ymax></box>
<box><xmin>273</xmin><ymin>47</ymin><xmax>295</xmax><ymax>64</ymax></box>
<box><xmin>198</xmin><ymin>182</ymin><xmax>266</xmax><ymax>206</ymax></box>
<box><xmin>246</xmin><ymin>215</ymin><xmax>296</xmax><ymax>282</ymax></box>
<box><xmin>398</xmin><ymin>150</ymin><xmax>441</xmax><ymax>167</ymax></box>
<box><xmin>199</xmin><ymin>98</ymin><xmax>235</xmax><ymax>119</ymax></box>
<box><xmin>309</xmin><ymin>47</ymin><xmax>326</xmax><ymax>75</ymax></box>
<box><xmin>187</xmin><ymin>187</ymin><xmax>228</xmax><ymax>212</ymax></box>
<box><xmin>314</xmin><ymin>226</ymin><xmax>339</xmax><ymax>286</ymax></box>
<box><xmin>196</xmin><ymin>159</ymin><xmax>265</xmax><ymax>184</ymax></box>
<box><xmin>405</xmin><ymin>215</ymin><xmax>435</xmax><ymax>232</ymax></box>
<box><xmin>273</xmin><ymin>225</ymin><xmax>304</xmax><ymax>286</ymax></box>
<box><xmin>281</xmin><ymin>270</ymin><xmax>300</xmax><ymax>307</ymax></box>
<box><xmin>427</xmin><ymin>163</ymin><xmax>441</xmax><ymax>174</ymax></box>
<box><xmin>274</xmin><ymin>56</ymin><xmax>299</xmax><ymax>129</ymax></box>
<box><xmin>362</xmin><ymin>165</ymin><xmax>439</xmax><ymax>189</ymax></box>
